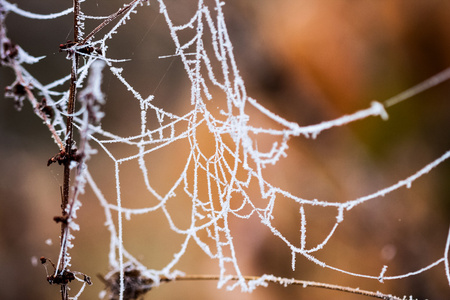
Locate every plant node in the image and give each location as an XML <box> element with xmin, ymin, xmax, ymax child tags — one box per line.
<box><xmin>47</xmin><ymin>149</ymin><xmax>83</xmax><ymax>166</ymax></box>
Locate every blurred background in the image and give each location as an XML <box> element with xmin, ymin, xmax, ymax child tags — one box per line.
<box><xmin>1</xmin><ymin>0</ymin><xmax>450</xmax><ymax>299</ymax></box>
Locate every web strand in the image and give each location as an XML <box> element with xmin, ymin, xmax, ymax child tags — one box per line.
<box><xmin>1</xmin><ymin>0</ymin><xmax>449</xmax><ymax>299</ymax></box>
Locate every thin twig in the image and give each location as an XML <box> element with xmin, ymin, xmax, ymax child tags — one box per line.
<box><xmin>384</xmin><ymin>67</ymin><xmax>450</xmax><ymax>107</ymax></box>
<box><xmin>0</xmin><ymin>3</ymin><xmax>64</xmax><ymax>150</ymax></box>
<box><xmin>13</xmin><ymin>64</ymin><xmax>65</xmax><ymax>150</ymax></box>
<box><xmin>81</xmin><ymin>0</ymin><xmax>144</xmax><ymax>45</ymax></box>
<box><xmin>167</xmin><ymin>275</ymin><xmax>403</xmax><ymax>300</ymax></box>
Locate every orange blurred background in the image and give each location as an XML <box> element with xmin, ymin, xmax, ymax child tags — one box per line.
<box><xmin>1</xmin><ymin>1</ymin><xmax>450</xmax><ymax>299</ymax></box>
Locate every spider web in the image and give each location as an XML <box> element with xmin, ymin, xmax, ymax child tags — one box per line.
<box><xmin>2</xmin><ymin>0</ymin><xmax>450</xmax><ymax>299</ymax></box>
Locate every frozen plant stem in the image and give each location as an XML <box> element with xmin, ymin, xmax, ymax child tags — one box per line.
<box><xmin>59</xmin><ymin>1</ymin><xmax>81</xmax><ymax>299</ymax></box>
<box><xmin>57</xmin><ymin>1</ymin><xmax>141</xmax><ymax>298</ymax></box>
<box><xmin>82</xmin><ymin>0</ymin><xmax>144</xmax><ymax>44</ymax></box>
<box><xmin>170</xmin><ymin>275</ymin><xmax>403</xmax><ymax>300</ymax></box>
<box><xmin>60</xmin><ymin>54</ymin><xmax>78</xmax><ymax>300</ymax></box>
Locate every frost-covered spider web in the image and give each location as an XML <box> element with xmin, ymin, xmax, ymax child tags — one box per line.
<box><xmin>1</xmin><ymin>0</ymin><xmax>450</xmax><ymax>299</ymax></box>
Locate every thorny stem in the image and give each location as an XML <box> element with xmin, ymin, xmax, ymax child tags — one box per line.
<box><xmin>60</xmin><ymin>59</ymin><xmax>78</xmax><ymax>300</ymax></box>
<box><xmin>59</xmin><ymin>1</ymin><xmax>81</xmax><ymax>299</ymax></box>
<box><xmin>61</xmin><ymin>55</ymin><xmax>78</xmax><ymax>223</ymax></box>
